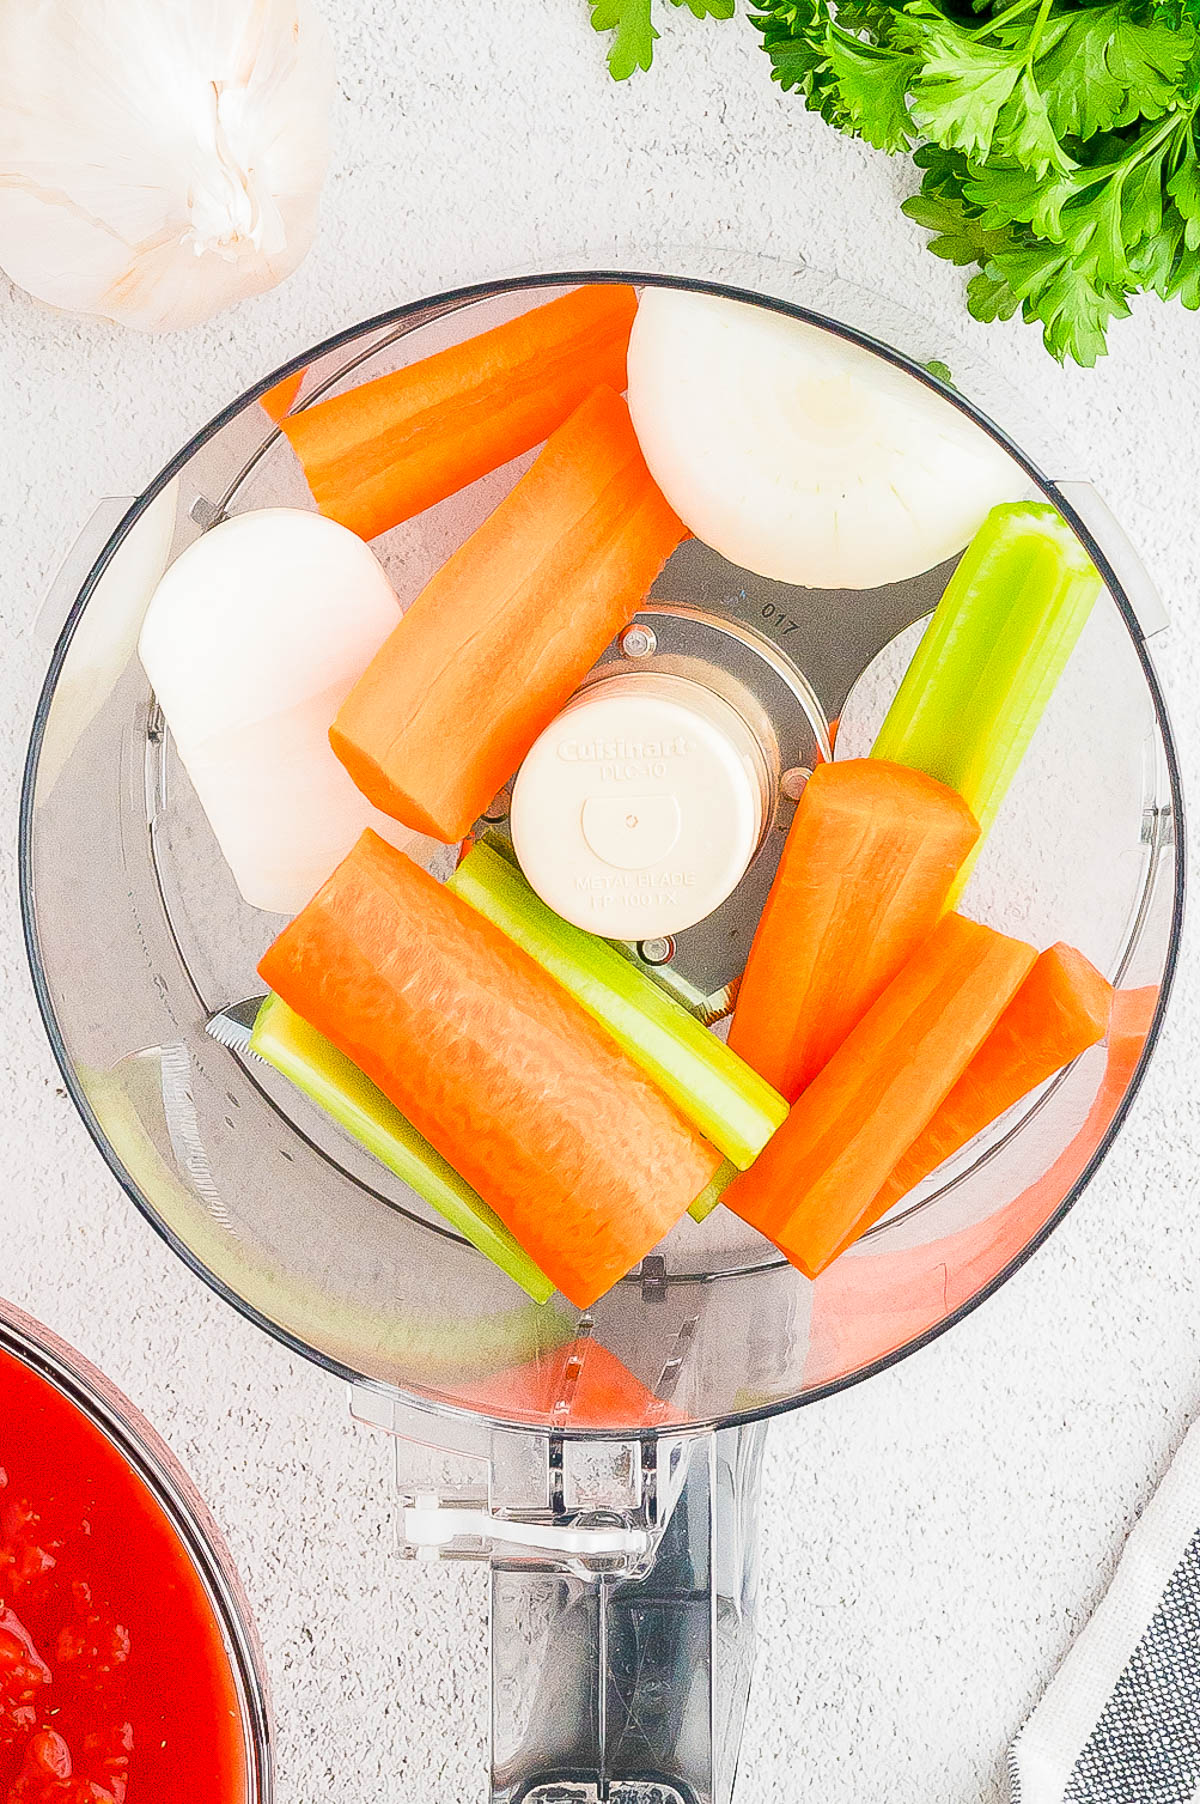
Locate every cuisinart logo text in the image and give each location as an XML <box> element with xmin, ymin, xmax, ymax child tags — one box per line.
<box><xmin>557</xmin><ymin>735</ymin><xmax>690</xmax><ymax>763</ymax></box>
<box><xmin>557</xmin><ymin>734</ymin><xmax>690</xmax><ymax>782</ymax></box>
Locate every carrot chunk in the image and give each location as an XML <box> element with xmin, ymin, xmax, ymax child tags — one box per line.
<box><xmin>724</xmin><ymin>913</ymin><xmax>1036</xmax><ymax>1277</ymax></box>
<box><xmin>282</xmin><ymin>284</ymin><xmax>638</xmax><ymax>540</ymax></box>
<box><xmin>727</xmin><ymin>759</ymin><xmax>980</xmax><ymax>1101</ymax></box>
<box><xmin>258</xmin><ymin>832</ymin><xmax>722</xmax><ymax>1310</ymax></box>
<box><xmin>260</xmin><ymin>368</ymin><xmax>304</xmax><ymax>423</ymax></box>
<box><xmin>446</xmin><ymin>1337</ymin><xmax>683</xmax><ymax>1430</ymax></box>
<box><xmin>330</xmin><ymin>386</ymin><xmax>686</xmax><ymax>842</ymax></box>
<box><xmin>848</xmin><ymin>942</ymin><xmax>1113</xmax><ymax>1247</ymax></box>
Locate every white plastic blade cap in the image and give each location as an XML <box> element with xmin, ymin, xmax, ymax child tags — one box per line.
<box><xmin>510</xmin><ymin>672</ymin><xmax>770</xmax><ymax>939</ymax></box>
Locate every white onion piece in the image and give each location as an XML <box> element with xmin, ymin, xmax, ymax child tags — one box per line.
<box><xmin>626</xmin><ymin>288</ymin><xmax>1028</xmax><ymax>591</ymax></box>
<box><xmin>138</xmin><ymin>509</ymin><xmax>432</xmax><ymax>915</ymax></box>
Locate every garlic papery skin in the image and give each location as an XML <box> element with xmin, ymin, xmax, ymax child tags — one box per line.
<box><xmin>0</xmin><ymin>0</ymin><xmax>335</xmax><ymax>332</ymax></box>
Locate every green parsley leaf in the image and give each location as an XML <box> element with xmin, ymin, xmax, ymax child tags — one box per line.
<box><xmin>591</xmin><ymin>0</ymin><xmax>734</xmax><ymax>77</ymax></box>
<box><xmin>1028</xmin><ymin>4</ymin><xmax>1195</xmax><ymax>139</ymax></box>
<box><xmin>1167</xmin><ymin>159</ymin><xmax>1200</xmax><ymax>248</ymax></box>
<box><xmin>591</xmin><ymin>0</ymin><xmax>658</xmax><ymax>78</ymax></box>
<box><xmin>899</xmin><ymin>8</ymin><xmax>1025</xmax><ymax>161</ymax></box>
<box><xmin>1172</xmin><ymin>255</ymin><xmax>1200</xmax><ymax>306</ymax></box>
<box><xmin>1150</xmin><ymin>0</ymin><xmax>1200</xmax><ymax>28</ymax></box>
<box><xmin>901</xmin><ymin>184</ymin><xmax>1016</xmax><ymax>265</ymax></box>
<box><xmin>994</xmin><ymin>69</ymin><xmax>1073</xmax><ymax>177</ymax></box>
<box><xmin>671</xmin><ymin>0</ymin><xmax>736</xmax><ymax>17</ymax></box>
<box><xmin>824</xmin><ymin>28</ymin><xmax>916</xmax><ymax>149</ymax></box>
<box><xmin>988</xmin><ymin>234</ymin><xmax>1132</xmax><ymax>364</ymax></box>
<box><xmin>1129</xmin><ymin>202</ymin><xmax>1186</xmax><ymax>294</ymax></box>
<box><xmin>967</xmin><ymin>267</ymin><xmax>1024</xmax><ymax>322</ymax></box>
<box><xmin>963</xmin><ymin>158</ymin><xmax>1075</xmax><ymax>238</ymax></box>
<box><xmin>755</xmin><ymin>0</ymin><xmax>855</xmax><ymax>135</ymax></box>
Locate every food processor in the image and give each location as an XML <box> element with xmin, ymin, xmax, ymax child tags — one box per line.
<box><xmin>20</xmin><ymin>254</ymin><xmax>1183</xmax><ymax>1803</ymax></box>
<box><xmin>0</xmin><ymin>1296</ymin><xmax>269</xmax><ymax>1799</ymax></box>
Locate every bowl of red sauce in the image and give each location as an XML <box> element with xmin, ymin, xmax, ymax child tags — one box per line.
<box><xmin>0</xmin><ymin>1301</ymin><xmax>269</xmax><ymax>1803</ymax></box>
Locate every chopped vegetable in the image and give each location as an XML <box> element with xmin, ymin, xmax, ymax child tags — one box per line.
<box><xmin>724</xmin><ymin>912</ymin><xmax>1036</xmax><ymax>1276</ymax></box>
<box><xmin>449</xmin><ymin>1335</ymin><xmax>683</xmax><ymax>1428</ymax></box>
<box><xmin>137</xmin><ymin>508</ymin><xmax>432</xmax><ymax>915</ymax></box>
<box><xmin>249</xmin><ymin>993</ymin><xmax>554</xmax><ymax>1304</ymax></box>
<box><xmin>0</xmin><ymin>1343</ymin><xmax>249</xmax><ymax>1803</ymax></box>
<box><xmin>258</xmin><ymin>832</ymin><xmax>723</xmax><ymax>1309</ymax></box>
<box><xmin>835</xmin><ymin>942</ymin><xmax>1114</xmax><ymax>1258</ymax></box>
<box><xmin>260</xmin><ymin>369</ymin><xmax>304</xmax><ymax>423</ymax></box>
<box><xmin>331</xmin><ymin>385</ymin><xmax>686</xmax><ymax>843</ymax></box>
<box><xmin>448</xmin><ymin>841</ymin><xmax>787</xmax><ymax>1167</ymax></box>
<box><xmin>688</xmin><ymin>1158</ymin><xmax>737</xmax><ymax>1222</ymax></box>
<box><xmin>727</xmin><ymin>759</ymin><xmax>979</xmax><ymax>1101</ymax></box>
<box><xmin>872</xmin><ymin>501</ymin><xmax>1101</xmax><ymax>900</ymax></box>
<box><xmin>282</xmin><ymin>284</ymin><xmax>638</xmax><ymax>540</ymax></box>
<box><xmin>803</xmin><ymin>986</ymin><xmax>1157</xmax><ymax>1387</ymax></box>
<box><xmin>626</xmin><ymin>286</ymin><xmax>1024</xmax><ymax>589</ymax></box>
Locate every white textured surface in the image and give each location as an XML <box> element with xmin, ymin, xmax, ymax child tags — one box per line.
<box><xmin>0</xmin><ymin>5</ymin><xmax>1198</xmax><ymax>1800</ymax></box>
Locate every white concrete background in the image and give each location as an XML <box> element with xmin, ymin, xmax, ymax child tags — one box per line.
<box><xmin>0</xmin><ymin>4</ymin><xmax>1198</xmax><ymax>1799</ymax></box>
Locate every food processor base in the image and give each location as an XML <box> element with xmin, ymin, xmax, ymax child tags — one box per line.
<box><xmin>358</xmin><ymin>1384</ymin><xmax>765</xmax><ymax>1804</ymax></box>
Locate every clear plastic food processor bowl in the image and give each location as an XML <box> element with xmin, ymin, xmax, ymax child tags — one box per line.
<box><xmin>21</xmin><ymin>256</ymin><xmax>1183</xmax><ymax>1804</ymax></box>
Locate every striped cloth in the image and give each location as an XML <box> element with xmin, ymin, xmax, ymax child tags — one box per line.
<box><xmin>1009</xmin><ymin>1421</ymin><xmax>1200</xmax><ymax>1803</ymax></box>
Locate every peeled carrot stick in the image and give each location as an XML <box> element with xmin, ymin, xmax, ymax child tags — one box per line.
<box><xmin>331</xmin><ymin>386</ymin><xmax>686</xmax><ymax>842</ymax></box>
<box><xmin>258</xmin><ymin>832</ymin><xmax>723</xmax><ymax>1310</ymax></box>
<box><xmin>282</xmin><ymin>284</ymin><xmax>639</xmax><ymax>540</ymax></box>
<box><xmin>801</xmin><ymin>985</ymin><xmax>1156</xmax><ymax>1389</ymax></box>
<box><xmin>726</xmin><ymin>760</ymin><xmax>980</xmax><ymax>1101</ymax></box>
<box><xmin>825</xmin><ymin>942</ymin><xmax>1113</xmax><ymax>1262</ymax></box>
<box><xmin>724</xmin><ymin>913</ymin><xmax>1036</xmax><ymax>1278</ymax></box>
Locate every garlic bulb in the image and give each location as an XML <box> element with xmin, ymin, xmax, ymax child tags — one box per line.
<box><xmin>0</xmin><ymin>0</ymin><xmax>335</xmax><ymax>332</ymax></box>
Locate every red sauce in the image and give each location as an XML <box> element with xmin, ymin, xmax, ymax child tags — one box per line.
<box><xmin>0</xmin><ymin>1343</ymin><xmax>249</xmax><ymax>1803</ymax></box>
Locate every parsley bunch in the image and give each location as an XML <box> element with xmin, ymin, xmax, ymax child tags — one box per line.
<box><xmin>753</xmin><ymin>0</ymin><xmax>1200</xmax><ymax>361</ymax></box>
<box><xmin>588</xmin><ymin>0</ymin><xmax>1200</xmax><ymax>360</ymax></box>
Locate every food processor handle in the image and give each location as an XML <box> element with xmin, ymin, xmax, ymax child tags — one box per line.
<box><xmin>489</xmin><ymin>1419</ymin><xmax>769</xmax><ymax>1804</ymax></box>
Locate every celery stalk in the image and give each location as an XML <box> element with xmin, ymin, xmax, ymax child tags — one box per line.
<box><xmin>249</xmin><ymin>994</ymin><xmax>555</xmax><ymax>1305</ymax></box>
<box><xmin>872</xmin><ymin>501</ymin><xmax>1101</xmax><ymax>898</ymax></box>
<box><xmin>688</xmin><ymin>1158</ymin><xmax>736</xmax><ymax>1223</ymax></box>
<box><xmin>448</xmin><ymin>842</ymin><xmax>788</xmax><ymax>1169</ymax></box>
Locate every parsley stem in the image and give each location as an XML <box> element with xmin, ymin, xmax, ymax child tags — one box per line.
<box><xmin>977</xmin><ymin>0</ymin><xmax>1042</xmax><ymax>39</ymax></box>
<box><xmin>1070</xmin><ymin>110</ymin><xmax>1187</xmax><ymax>192</ymax></box>
<box><xmin>826</xmin><ymin>18</ymin><xmax>909</xmax><ymax>62</ymax></box>
<box><xmin>1023</xmin><ymin>0</ymin><xmax>1054</xmax><ymax>68</ymax></box>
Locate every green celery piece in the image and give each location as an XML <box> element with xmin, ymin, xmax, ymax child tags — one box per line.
<box><xmin>688</xmin><ymin>1158</ymin><xmax>737</xmax><ymax>1223</ymax></box>
<box><xmin>248</xmin><ymin>994</ymin><xmax>555</xmax><ymax>1306</ymax></box>
<box><xmin>448</xmin><ymin>841</ymin><xmax>788</xmax><ymax>1169</ymax></box>
<box><xmin>872</xmin><ymin>500</ymin><xmax>1101</xmax><ymax>898</ymax></box>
